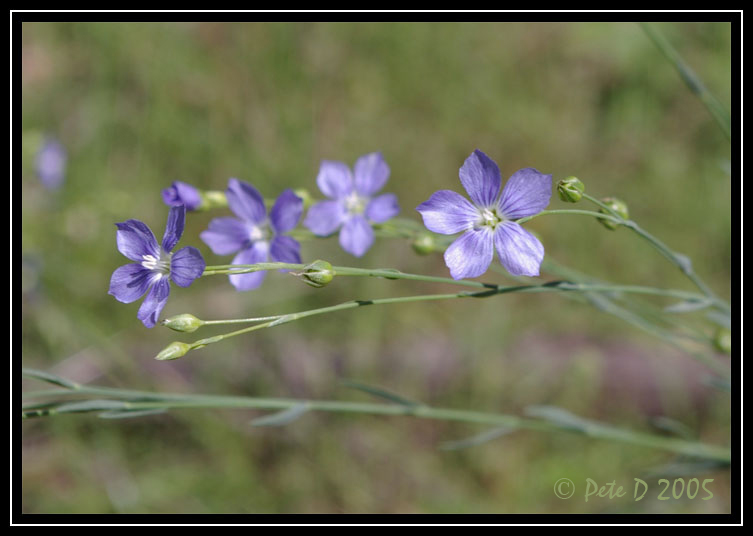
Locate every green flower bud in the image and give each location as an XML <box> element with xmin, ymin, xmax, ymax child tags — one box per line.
<box><xmin>161</xmin><ymin>313</ymin><xmax>204</xmax><ymax>333</ymax></box>
<box><xmin>155</xmin><ymin>341</ymin><xmax>192</xmax><ymax>361</ymax></box>
<box><xmin>713</xmin><ymin>327</ymin><xmax>731</xmax><ymax>355</ymax></box>
<box><xmin>292</xmin><ymin>188</ymin><xmax>314</xmax><ymax>209</ymax></box>
<box><xmin>198</xmin><ymin>190</ymin><xmax>228</xmax><ymax>211</ymax></box>
<box><xmin>598</xmin><ymin>197</ymin><xmax>629</xmax><ymax>230</ymax></box>
<box><xmin>300</xmin><ymin>260</ymin><xmax>334</xmax><ymax>288</ymax></box>
<box><xmin>412</xmin><ymin>233</ymin><xmax>436</xmax><ymax>255</ymax></box>
<box><xmin>557</xmin><ymin>176</ymin><xmax>585</xmax><ymax>203</ymax></box>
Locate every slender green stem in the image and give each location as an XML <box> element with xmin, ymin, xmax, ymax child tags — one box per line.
<box><xmin>186</xmin><ymin>290</ymin><xmax>498</xmax><ymax>350</ymax></box>
<box><xmin>202</xmin><ymin>262</ymin><xmax>709</xmax><ymax>304</ymax></box>
<box><xmin>21</xmin><ymin>379</ymin><xmax>730</xmax><ymax>463</ymax></box>
<box><xmin>179</xmin><ymin>283</ymin><xmax>728</xmax><ymax>378</ymax></box>
<box><xmin>187</xmin><ymin>281</ymin><xmax>729</xmax><ymax>377</ymax></box>
<box><xmin>515</xmin><ymin>208</ymin><xmax>621</xmax><ymax>226</ymax></box>
<box><xmin>639</xmin><ymin>22</ymin><xmax>731</xmax><ymax>140</ymax></box>
<box><xmin>494</xmin><ymin>258</ymin><xmax>729</xmax><ymax>377</ymax></box>
<box><xmin>579</xmin><ymin>193</ymin><xmax>726</xmax><ymax>310</ymax></box>
<box><xmin>202</xmin><ymin>315</ymin><xmax>285</xmax><ymax>326</ymax></box>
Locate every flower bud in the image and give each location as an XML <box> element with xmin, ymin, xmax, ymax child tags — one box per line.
<box><xmin>155</xmin><ymin>341</ymin><xmax>192</xmax><ymax>361</ymax></box>
<box><xmin>162</xmin><ymin>181</ymin><xmax>202</xmax><ymax>211</ymax></box>
<box><xmin>161</xmin><ymin>313</ymin><xmax>204</xmax><ymax>333</ymax></box>
<box><xmin>557</xmin><ymin>176</ymin><xmax>585</xmax><ymax>203</ymax></box>
<box><xmin>713</xmin><ymin>327</ymin><xmax>731</xmax><ymax>355</ymax></box>
<box><xmin>198</xmin><ymin>190</ymin><xmax>229</xmax><ymax>211</ymax></box>
<box><xmin>412</xmin><ymin>233</ymin><xmax>436</xmax><ymax>255</ymax></box>
<box><xmin>292</xmin><ymin>188</ymin><xmax>314</xmax><ymax>209</ymax></box>
<box><xmin>598</xmin><ymin>197</ymin><xmax>629</xmax><ymax>230</ymax></box>
<box><xmin>299</xmin><ymin>260</ymin><xmax>334</xmax><ymax>288</ymax></box>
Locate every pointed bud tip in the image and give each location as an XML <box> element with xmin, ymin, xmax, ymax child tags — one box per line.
<box><xmin>161</xmin><ymin>313</ymin><xmax>204</xmax><ymax>333</ymax></box>
<box><xmin>557</xmin><ymin>176</ymin><xmax>585</xmax><ymax>203</ymax></box>
<box><xmin>298</xmin><ymin>260</ymin><xmax>334</xmax><ymax>288</ymax></box>
<box><xmin>155</xmin><ymin>341</ymin><xmax>192</xmax><ymax>361</ymax></box>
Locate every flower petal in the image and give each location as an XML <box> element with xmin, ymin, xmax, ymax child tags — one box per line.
<box><xmin>108</xmin><ymin>264</ymin><xmax>154</xmax><ymax>303</ymax></box>
<box><xmin>229</xmin><ymin>242</ymin><xmax>270</xmax><ymax>291</ymax></box>
<box><xmin>339</xmin><ymin>215</ymin><xmax>374</xmax><ymax>257</ymax></box>
<box><xmin>459</xmin><ymin>149</ymin><xmax>501</xmax><ymax>208</ymax></box>
<box><xmin>316</xmin><ymin>160</ymin><xmax>353</xmax><ymax>199</ymax></box>
<box><xmin>162</xmin><ymin>205</ymin><xmax>186</xmax><ymax>253</ymax></box>
<box><xmin>416</xmin><ymin>190</ymin><xmax>479</xmax><ymax>235</ymax></box>
<box><xmin>443</xmin><ymin>228</ymin><xmax>494</xmax><ymax>280</ymax></box>
<box><xmin>366</xmin><ymin>193</ymin><xmax>399</xmax><ymax>223</ymax></box>
<box><xmin>115</xmin><ymin>219</ymin><xmax>160</xmax><ymax>262</ymax></box>
<box><xmin>497</xmin><ymin>167</ymin><xmax>552</xmax><ymax>220</ymax></box>
<box><xmin>226</xmin><ymin>178</ymin><xmax>267</xmax><ymax>224</ymax></box>
<box><xmin>170</xmin><ymin>246</ymin><xmax>206</xmax><ymax>287</ymax></box>
<box><xmin>354</xmin><ymin>152</ymin><xmax>390</xmax><ymax>197</ymax></box>
<box><xmin>270</xmin><ymin>235</ymin><xmax>302</xmax><ymax>265</ymax></box>
<box><xmin>494</xmin><ymin>221</ymin><xmax>544</xmax><ymax>277</ymax></box>
<box><xmin>162</xmin><ymin>181</ymin><xmax>202</xmax><ymax>211</ymax></box>
<box><xmin>303</xmin><ymin>200</ymin><xmax>346</xmax><ymax>236</ymax></box>
<box><xmin>269</xmin><ymin>189</ymin><xmax>303</xmax><ymax>233</ymax></box>
<box><xmin>137</xmin><ymin>277</ymin><xmax>171</xmax><ymax>328</ymax></box>
<box><xmin>200</xmin><ymin>217</ymin><xmax>250</xmax><ymax>255</ymax></box>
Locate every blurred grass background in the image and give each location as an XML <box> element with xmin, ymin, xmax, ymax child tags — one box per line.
<box><xmin>21</xmin><ymin>22</ymin><xmax>732</xmax><ymax>514</ymax></box>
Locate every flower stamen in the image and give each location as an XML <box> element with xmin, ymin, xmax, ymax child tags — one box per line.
<box><xmin>477</xmin><ymin>208</ymin><xmax>504</xmax><ymax>231</ymax></box>
<box><xmin>141</xmin><ymin>252</ymin><xmax>172</xmax><ymax>274</ymax></box>
<box><xmin>344</xmin><ymin>192</ymin><xmax>367</xmax><ymax>215</ymax></box>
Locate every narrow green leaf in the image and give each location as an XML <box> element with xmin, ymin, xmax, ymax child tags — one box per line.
<box><xmin>55</xmin><ymin>400</ymin><xmax>130</xmax><ymax>413</ymax></box>
<box><xmin>706</xmin><ymin>310</ymin><xmax>731</xmax><ymax>329</ymax></box>
<box><xmin>98</xmin><ymin>408</ymin><xmax>168</xmax><ymax>419</ymax></box>
<box><xmin>22</xmin><ymin>400</ymin><xmax>63</xmax><ymax>411</ymax></box>
<box><xmin>664</xmin><ymin>299</ymin><xmax>712</xmax><ymax>313</ymax></box>
<box><xmin>648</xmin><ymin>416</ymin><xmax>695</xmax><ymax>439</ymax></box>
<box><xmin>439</xmin><ymin>426</ymin><xmax>514</xmax><ymax>451</ymax></box>
<box><xmin>341</xmin><ymin>379</ymin><xmax>420</xmax><ymax>407</ymax></box>
<box><xmin>250</xmin><ymin>403</ymin><xmax>309</xmax><ymax>427</ymax></box>
<box><xmin>22</xmin><ymin>368</ymin><xmax>79</xmax><ymax>390</ymax></box>
<box><xmin>524</xmin><ymin>405</ymin><xmax>596</xmax><ymax>433</ymax></box>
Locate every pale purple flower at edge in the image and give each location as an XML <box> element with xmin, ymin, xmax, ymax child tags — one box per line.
<box><xmin>35</xmin><ymin>138</ymin><xmax>67</xmax><ymax>190</ymax></box>
<box><xmin>304</xmin><ymin>152</ymin><xmax>400</xmax><ymax>257</ymax></box>
<box><xmin>109</xmin><ymin>205</ymin><xmax>206</xmax><ymax>328</ymax></box>
<box><xmin>200</xmin><ymin>179</ymin><xmax>304</xmax><ymax>291</ymax></box>
<box><xmin>416</xmin><ymin>149</ymin><xmax>552</xmax><ymax>280</ymax></box>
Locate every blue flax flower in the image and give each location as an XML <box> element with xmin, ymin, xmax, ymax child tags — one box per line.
<box><xmin>35</xmin><ymin>137</ymin><xmax>67</xmax><ymax>190</ymax></box>
<box><xmin>200</xmin><ymin>179</ymin><xmax>303</xmax><ymax>291</ymax></box>
<box><xmin>417</xmin><ymin>149</ymin><xmax>551</xmax><ymax>279</ymax></box>
<box><xmin>162</xmin><ymin>181</ymin><xmax>202</xmax><ymax>211</ymax></box>
<box><xmin>109</xmin><ymin>205</ymin><xmax>205</xmax><ymax>328</ymax></box>
<box><xmin>304</xmin><ymin>152</ymin><xmax>399</xmax><ymax>257</ymax></box>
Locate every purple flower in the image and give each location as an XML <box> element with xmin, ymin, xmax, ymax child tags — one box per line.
<box><xmin>109</xmin><ymin>205</ymin><xmax>206</xmax><ymax>328</ymax></box>
<box><xmin>303</xmin><ymin>152</ymin><xmax>399</xmax><ymax>257</ymax></box>
<box><xmin>200</xmin><ymin>179</ymin><xmax>303</xmax><ymax>291</ymax></box>
<box><xmin>416</xmin><ymin>149</ymin><xmax>551</xmax><ymax>279</ymax></box>
<box><xmin>35</xmin><ymin>137</ymin><xmax>66</xmax><ymax>190</ymax></box>
<box><xmin>162</xmin><ymin>181</ymin><xmax>202</xmax><ymax>211</ymax></box>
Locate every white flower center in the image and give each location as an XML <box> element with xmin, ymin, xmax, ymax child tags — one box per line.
<box><xmin>344</xmin><ymin>192</ymin><xmax>367</xmax><ymax>215</ymax></box>
<box><xmin>248</xmin><ymin>223</ymin><xmax>270</xmax><ymax>243</ymax></box>
<box><xmin>141</xmin><ymin>251</ymin><xmax>172</xmax><ymax>274</ymax></box>
<box><xmin>476</xmin><ymin>208</ymin><xmax>504</xmax><ymax>231</ymax></box>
